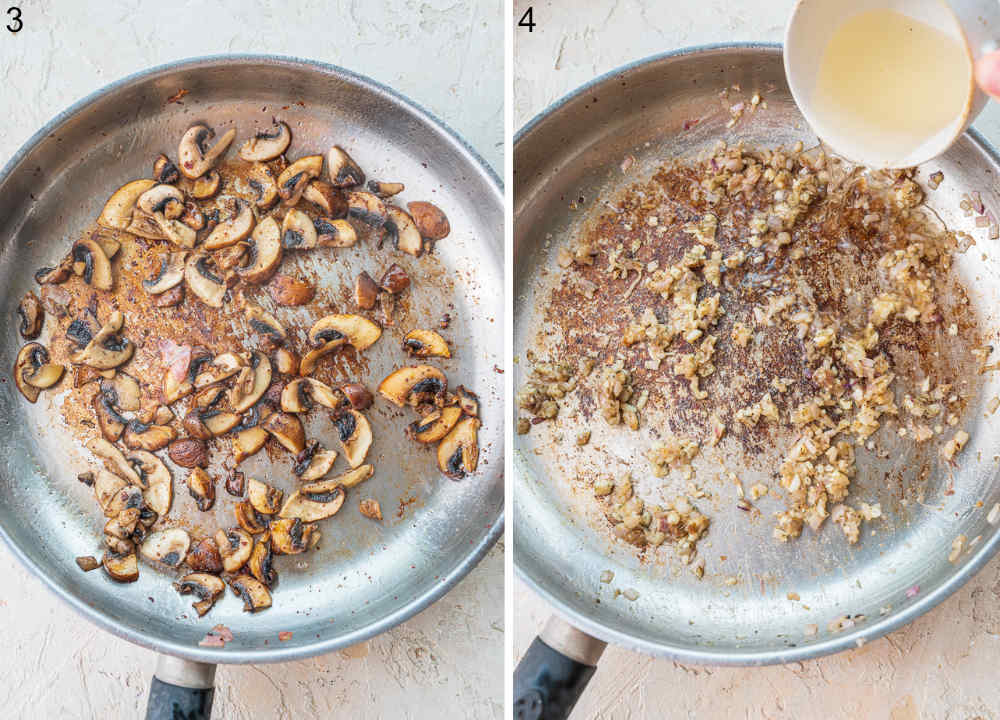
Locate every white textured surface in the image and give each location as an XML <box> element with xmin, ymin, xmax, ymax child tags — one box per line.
<box><xmin>0</xmin><ymin>1</ymin><xmax>502</xmax><ymax>718</ymax></box>
<box><xmin>514</xmin><ymin>1</ymin><xmax>1000</xmax><ymax>718</ymax></box>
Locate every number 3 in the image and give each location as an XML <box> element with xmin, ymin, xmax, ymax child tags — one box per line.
<box><xmin>7</xmin><ymin>6</ymin><xmax>22</xmax><ymax>33</ymax></box>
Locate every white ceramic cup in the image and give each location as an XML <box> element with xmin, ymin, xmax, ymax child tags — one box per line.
<box><xmin>785</xmin><ymin>0</ymin><xmax>1000</xmax><ymax>168</ymax></box>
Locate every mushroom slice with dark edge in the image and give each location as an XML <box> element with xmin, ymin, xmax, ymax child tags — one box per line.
<box><xmin>123</xmin><ymin>420</ymin><xmax>177</xmax><ymax>451</ymax></box>
<box><xmin>71</xmin><ymin>311</ymin><xmax>133</xmax><ymax>369</ymax></box>
<box><xmin>340</xmin><ymin>382</ymin><xmax>374</xmax><ymax>410</ymax></box>
<box><xmin>234</xmin><ymin>425</ymin><xmax>269</xmax><ymax>464</ymax></box>
<box><xmin>314</xmin><ymin>217</ymin><xmax>357</xmax><ymax>247</ymax></box>
<box><xmin>13</xmin><ymin>343</ymin><xmax>64</xmax><ymax>402</ymax></box>
<box><xmin>137</xmin><ymin>183</ymin><xmax>184</xmax><ymax>218</ymax></box>
<box><xmin>280</xmin><ymin>208</ymin><xmax>318</xmax><ymax>250</ymax></box>
<box><xmin>130</xmin><ymin>450</ymin><xmax>172</xmax><ymax>515</ymax></box>
<box><xmin>17</xmin><ymin>292</ymin><xmax>43</xmax><ymax>339</ymax></box>
<box><xmin>455</xmin><ymin>385</ymin><xmax>479</xmax><ymax>417</ymax></box>
<box><xmin>186</xmin><ymin>537</ymin><xmax>223</xmax><ymax>573</ymax></box>
<box><xmin>294</xmin><ymin>446</ymin><xmax>338</xmax><ymax>481</ymax></box>
<box><xmin>248</xmin><ymin>478</ymin><xmax>283</xmax><ymax>515</ymax></box>
<box><xmin>140</xmin><ymin>528</ymin><xmax>190</xmax><ymax>568</ymax></box>
<box><xmin>268</xmin><ymin>274</ymin><xmax>315</xmax><ymax>306</ymax></box>
<box><xmin>230</xmin><ymin>351</ymin><xmax>272</xmax><ymax>413</ymax></box>
<box><xmin>383</xmin><ymin>206</ymin><xmax>423</xmax><ymax>256</ymax></box>
<box><xmin>191</xmin><ymin>170</ymin><xmax>221</xmax><ymax>199</ymax></box>
<box><xmin>407</xmin><ymin>200</ymin><xmax>451</xmax><ymax>240</ymax></box>
<box><xmin>346</xmin><ymin>190</ymin><xmax>387</xmax><ymax>228</ymax></box>
<box><xmin>262</xmin><ymin>411</ymin><xmax>305</xmax><ymax>453</ymax></box>
<box><xmin>326</xmin><ymin>145</ymin><xmax>365</xmax><ymax>187</ymax></box>
<box><xmin>229</xmin><ymin>574</ymin><xmax>272</xmax><ymax>612</ymax></box>
<box><xmin>103</xmin><ymin>550</ymin><xmax>139</xmax><ymax>583</ymax></box>
<box><xmin>142</xmin><ymin>251</ymin><xmax>187</xmax><ymax>294</ymax></box>
<box><xmin>302</xmin><ymin>180</ymin><xmax>347</xmax><ymax>217</ymax></box>
<box><xmin>126</xmin><ymin>209</ymin><xmax>168</xmax><ymax>240</ymax></box>
<box><xmin>153</xmin><ymin>154</ymin><xmax>180</xmax><ymax>184</ymax></box>
<box><xmin>277</xmin><ymin>154</ymin><xmax>323</xmax><ymax>206</ymax></box>
<box><xmin>308</xmin><ymin>314</ymin><xmax>382</xmax><ymax>351</ymax></box>
<box><xmin>181</xmin><ymin>201</ymin><xmax>205</xmax><ymax>230</ymax></box>
<box><xmin>182</xmin><ymin>409</ymin><xmax>213</xmax><ymax>440</ymax></box>
<box><xmin>34</xmin><ymin>258</ymin><xmax>74</xmax><ymax>285</ymax></box>
<box><xmin>239</xmin><ymin>121</ymin><xmax>291</xmax><ymax>161</ymax></box>
<box><xmin>98</xmin><ymin>179</ymin><xmax>156</xmax><ymax>230</ymax></box>
<box><xmin>279</xmin><ymin>480</ymin><xmax>345</xmax><ymax>522</ymax></box>
<box><xmin>176</xmin><ymin>573</ymin><xmax>225</xmax><ymax>616</ymax></box>
<box><xmin>243</xmin><ymin>299</ymin><xmax>286</xmax><ymax>343</ymax></box>
<box><xmin>88</xmin><ymin>437</ymin><xmax>142</xmax><ymax>486</ymax></box>
<box><xmin>202</xmin><ymin>410</ymin><xmax>241</xmax><ymax>437</ymax></box>
<box><xmin>334</xmin><ymin>463</ymin><xmax>375</xmax><ymax>489</ymax></box>
<box><xmin>403</xmin><ymin>329</ymin><xmax>451</xmax><ymax>358</ymax></box>
<box><xmin>178</xmin><ymin>124</ymin><xmax>236</xmax><ymax>179</ymax></box>
<box><xmin>332</xmin><ymin>409</ymin><xmax>372</xmax><ymax>467</ymax></box>
<box><xmin>437</xmin><ymin>416</ymin><xmax>481</xmax><ymax>479</ymax></box>
<box><xmin>215</xmin><ymin>527</ymin><xmax>253</xmax><ymax>573</ymax></box>
<box><xmin>204</xmin><ymin>199</ymin><xmax>255</xmax><ymax>250</ymax></box>
<box><xmin>379</xmin><ymin>263</ymin><xmax>410</xmax><ymax>294</ymax></box>
<box><xmin>269</xmin><ymin>517</ymin><xmax>317</xmax><ymax>555</ymax></box>
<box><xmin>238</xmin><ymin>216</ymin><xmax>283</xmax><ymax>285</ymax></box>
<box><xmin>248</xmin><ymin>539</ymin><xmax>277</xmax><ymax>587</ymax></box>
<box><xmin>93</xmin><ymin>384</ymin><xmax>128</xmax><ymax>442</ymax></box>
<box><xmin>225</xmin><ymin>470</ymin><xmax>246</xmax><ymax>497</ymax></box>
<box><xmin>187</xmin><ymin>467</ymin><xmax>216</xmax><ymax>511</ymax></box>
<box><xmin>194</xmin><ymin>352</ymin><xmax>246</xmax><ymax>388</ymax></box>
<box><xmin>104</xmin><ymin>507</ymin><xmax>140</xmax><ymax>542</ymax></box>
<box><xmin>71</xmin><ymin>237</ymin><xmax>113</xmax><ymax>290</ymax></box>
<box><xmin>193</xmin><ymin>384</ymin><xmax>225</xmax><ymax>411</ymax></box>
<box><xmin>368</xmin><ymin>180</ymin><xmax>404</xmax><ymax>198</ymax></box>
<box><xmin>281</xmin><ymin>378</ymin><xmax>342</xmax><ymax>413</ymax></box>
<box><xmin>407</xmin><ymin>405</ymin><xmax>461</xmax><ymax>444</ymax></box>
<box><xmin>184</xmin><ymin>253</ymin><xmax>227</xmax><ymax>308</ymax></box>
<box><xmin>246</xmin><ymin>161</ymin><xmax>279</xmax><ymax>208</ymax></box>
<box><xmin>378</xmin><ymin>365</ymin><xmax>447</xmax><ymax>407</ymax></box>
<box><xmin>93</xmin><ymin>469</ymin><xmax>128</xmax><ymax>514</ymax></box>
<box><xmin>235</xmin><ymin>500</ymin><xmax>270</xmax><ymax>534</ymax></box>
<box><xmin>168</xmin><ymin>437</ymin><xmax>209</xmax><ymax>468</ymax></box>
<box><xmin>354</xmin><ymin>271</ymin><xmax>378</xmax><ymax>309</ymax></box>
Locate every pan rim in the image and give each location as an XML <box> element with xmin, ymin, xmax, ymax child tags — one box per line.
<box><xmin>513</xmin><ymin>41</ymin><xmax>1000</xmax><ymax>665</ymax></box>
<box><xmin>0</xmin><ymin>52</ymin><xmax>504</xmax><ymax>665</ymax></box>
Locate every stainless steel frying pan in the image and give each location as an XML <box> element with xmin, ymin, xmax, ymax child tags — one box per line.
<box><xmin>513</xmin><ymin>44</ymin><xmax>1000</xmax><ymax>718</ymax></box>
<box><xmin>0</xmin><ymin>55</ymin><xmax>503</xmax><ymax>717</ymax></box>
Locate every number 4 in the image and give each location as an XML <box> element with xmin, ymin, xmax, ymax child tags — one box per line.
<box><xmin>518</xmin><ymin>6</ymin><xmax>535</xmax><ymax>32</ymax></box>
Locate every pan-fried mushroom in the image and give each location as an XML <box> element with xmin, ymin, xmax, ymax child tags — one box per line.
<box><xmin>455</xmin><ymin>385</ymin><xmax>479</xmax><ymax>417</ymax></box>
<box><xmin>437</xmin><ymin>416</ymin><xmax>480</xmax><ymax>479</ymax></box>
<box><xmin>186</xmin><ymin>467</ymin><xmax>216</xmax><ymax>511</ymax></box>
<box><xmin>334</xmin><ymin>463</ymin><xmax>375</xmax><ymax>489</ymax></box>
<box><xmin>91</xmin><ymin>231</ymin><xmax>121</xmax><ymax>261</ymax></box>
<box><xmin>225</xmin><ymin>469</ymin><xmax>246</xmax><ymax>498</ymax></box>
<box><xmin>103</xmin><ymin>373</ymin><xmax>140</xmax><ymax>411</ymax></box>
<box><xmin>239</xmin><ymin>121</ymin><xmax>291</xmax><ymax>161</ymax></box>
<box><xmin>302</xmin><ymin>180</ymin><xmax>347</xmax><ymax>217</ymax></box>
<box><xmin>368</xmin><ymin>180</ymin><xmax>404</xmax><ymax>198</ymax></box>
<box><xmin>407</xmin><ymin>200</ymin><xmax>450</xmax><ymax>240</ymax></box>
<box><xmin>194</xmin><ymin>352</ymin><xmax>245</xmax><ymax>388</ymax></box>
<box><xmin>234</xmin><ymin>426</ymin><xmax>269</xmax><ymax>463</ymax></box>
<box><xmin>178</xmin><ymin>124</ymin><xmax>236</xmax><ymax>179</ymax></box>
<box><xmin>326</xmin><ymin>145</ymin><xmax>365</xmax><ymax>187</ymax></box>
<box><xmin>269</xmin><ymin>517</ymin><xmax>317</xmax><ymax>555</ymax></box>
<box><xmin>126</xmin><ymin>209</ymin><xmax>168</xmax><ymax>240</ymax></box>
<box><xmin>213</xmin><ymin>241</ymin><xmax>248</xmax><ymax>272</ymax></box>
<box><xmin>192</xmin><ymin>384</ymin><xmax>225</xmax><ymax>411</ymax></box>
<box><xmin>123</xmin><ymin>420</ymin><xmax>176</xmax><ymax>451</ymax></box>
<box><xmin>104</xmin><ymin>484</ymin><xmax>144</xmax><ymax>519</ymax></box>
<box><xmin>308</xmin><ymin>314</ymin><xmax>382</xmax><ymax>351</ymax></box>
<box><xmin>239</xmin><ymin>164</ymin><xmax>277</xmax><ymax>213</ymax></box>
<box><xmin>76</xmin><ymin>556</ymin><xmax>100</xmax><ymax>571</ymax></box>
<box><xmin>71</xmin><ymin>237</ymin><xmax>113</xmax><ymax>290</ymax></box>
<box><xmin>229</xmin><ymin>574</ymin><xmax>272</xmax><ymax>612</ymax></box>
<box><xmin>184</xmin><ymin>253</ymin><xmax>227</xmax><ymax>307</ymax></box>
<box><xmin>277</xmin><ymin>155</ymin><xmax>323</xmax><ymax>206</ymax></box>
<box><xmin>99</xmin><ymin>179</ymin><xmax>157</xmax><ymax>230</ymax></box>
<box><xmin>143</xmin><ymin>251</ymin><xmax>187</xmax><ymax>294</ymax></box>
<box><xmin>137</xmin><ymin>183</ymin><xmax>184</xmax><ymax>218</ymax></box>
<box><xmin>238</xmin><ymin>216</ymin><xmax>283</xmax><ymax>284</ymax></box>
<box><xmin>88</xmin><ymin>436</ymin><xmax>142</xmax><ymax>485</ymax></box>
<box><xmin>359</xmin><ymin>498</ymin><xmax>382</xmax><ymax>520</ymax></box>
<box><xmin>383</xmin><ymin>206</ymin><xmax>423</xmax><ymax>256</ymax></box>
<box><xmin>407</xmin><ymin>405</ymin><xmax>462</xmax><ymax>443</ymax></box>
<box><xmin>242</xmin><ymin>299</ymin><xmax>286</xmax><ymax>342</ymax></box>
<box><xmin>93</xmin><ymin>385</ymin><xmax>128</xmax><ymax>442</ymax></box>
<box><xmin>294</xmin><ymin>444</ymin><xmax>338</xmax><ymax>481</ymax></box>
<box><xmin>311</xmin><ymin>216</ymin><xmax>355</xmax><ymax>247</ymax></box>
<box><xmin>230</xmin><ymin>351</ymin><xmax>272</xmax><ymax>412</ymax></box>
<box><xmin>378</xmin><ymin>365</ymin><xmax>447</xmax><ymax>407</ymax></box>
<box><xmin>354</xmin><ymin>271</ymin><xmax>378</xmax><ymax>309</ymax></box>
<box><xmin>215</xmin><ymin>527</ymin><xmax>253</xmax><ymax>573</ymax></box>
<box><xmin>191</xmin><ymin>169</ymin><xmax>221</xmax><ymax>199</ymax></box>
<box><xmin>279</xmin><ymin>480</ymin><xmax>345</xmax><ymax>522</ymax></box>
<box><xmin>281</xmin><ymin>208</ymin><xmax>318</xmax><ymax>249</ymax></box>
<box><xmin>13</xmin><ymin>343</ymin><xmax>64</xmax><ymax>402</ymax></box>
<box><xmin>268</xmin><ymin>274</ymin><xmax>314</xmax><ymax>306</ymax></box>
<box><xmin>34</xmin><ymin>258</ymin><xmax>74</xmax><ymax>285</ymax></box>
<box><xmin>71</xmin><ymin>311</ymin><xmax>133</xmax><ymax>369</ymax></box>
<box><xmin>248</xmin><ymin>539</ymin><xmax>277</xmax><ymax>587</ymax></box>
<box><xmin>129</xmin><ymin>450</ymin><xmax>172</xmax><ymax>515</ymax></box>
<box><xmin>340</xmin><ymin>382</ymin><xmax>374</xmax><ymax>410</ymax></box>
<box><xmin>202</xmin><ymin>410</ymin><xmax>241</xmax><ymax>436</ymax></box>
<box><xmin>346</xmin><ymin>190</ymin><xmax>387</xmax><ymax>228</ymax></box>
<box><xmin>185</xmin><ymin>537</ymin><xmax>223</xmax><ymax>574</ymax></box>
<box><xmin>204</xmin><ymin>198</ymin><xmax>254</xmax><ymax>250</ymax></box>
<box><xmin>403</xmin><ymin>329</ymin><xmax>450</xmax><ymax>358</ymax></box>
<box><xmin>103</xmin><ymin>549</ymin><xmax>139</xmax><ymax>583</ymax></box>
<box><xmin>235</xmin><ymin>500</ymin><xmax>270</xmax><ymax>534</ymax></box>
<box><xmin>262</xmin><ymin>411</ymin><xmax>305</xmax><ymax>453</ymax></box>
<box><xmin>379</xmin><ymin>263</ymin><xmax>411</xmax><ymax>294</ymax></box>
<box><xmin>140</xmin><ymin>527</ymin><xmax>190</xmax><ymax>568</ymax></box>
<box><xmin>153</xmin><ymin>154</ymin><xmax>180</xmax><ymax>184</ymax></box>
<box><xmin>248</xmin><ymin>478</ymin><xmax>283</xmax><ymax>515</ymax></box>
<box><xmin>175</xmin><ymin>573</ymin><xmax>225</xmax><ymax>616</ymax></box>
<box><xmin>332</xmin><ymin>409</ymin><xmax>372</xmax><ymax>467</ymax></box>
<box><xmin>281</xmin><ymin>377</ymin><xmax>342</xmax><ymax>413</ymax></box>
<box><xmin>181</xmin><ymin>201</ymin><xmax>206</xmax><ymax>230</ymax></box>
<box><xmin>168</xmin><ymin>437</ymin><xmax>209</xmax><ymax>468</ymax></box>
<box><xmin>272</xmin><ymin>347</ymin><xmax>297</xmax><ymax>374</ymax></box>
<box><xmin>17</xmin><ymin>292</ymin><xmax>43</xmax><ymax>339</ymax></box>
<box><xmin>93</xmin><ymin>469</ymin><xmax>128</xmax><ymax>514</ymax></box>
<box><xmin>104</xmin><ymin>507</ymin><xmax>140</xmax><ymax>542</ymax></box>
<box><xmin>182</xmin><ymin>408</ymin><xmax>213</xmax><ymax>440</ymax></box>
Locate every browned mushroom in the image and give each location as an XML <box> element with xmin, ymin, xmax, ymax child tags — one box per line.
<box><xmin>186</xmin><ymin>468</ymin><xmax>216</xmax><ymax>511</ymax></box>
<box><xmin>407</xmin><ymin>200</ymin><xmax>451</xmax><ymax>240</ymax></box>
<box><xmin>17</xmin><ymin>292</ymin><xmax>43</xmax><ymax>339</ymax></box>
<box><xmin>354</xmin><ymin>271</ymin><xmax>379</xmax><ymax>309</ymax></box>
<box><xmin>268</xmin><ymin>274</ymin><xmax>315</xmax><ymax>306</ymax></box>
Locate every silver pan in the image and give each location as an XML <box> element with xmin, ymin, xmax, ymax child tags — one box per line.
<box><xmin>0</xmin><ymin>55</ymin><xmax>503</xmax><ymax>714</ymax></box>
<box><xmin>514</xmin><ymin>43</ymin><xmax>1000</xmax><ymax>715</ymax></box>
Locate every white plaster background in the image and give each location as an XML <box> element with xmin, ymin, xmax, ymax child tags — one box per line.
<box><xmin>514</xmin><ymin>1</ymin><xmax>1000</xmax><ymax>718</ymax></box>
<box><xmin>0</xmin><ymin>1</ymin><xmax>503</xmax><ymax>718</ymax></box>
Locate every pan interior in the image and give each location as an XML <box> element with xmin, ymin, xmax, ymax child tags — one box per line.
<box><xmin>514</xmin><ymin>46</ymin><xmax>1000</xmax><ymax>661</ymax></box>
<box><xmin>0</xmin><ymin>58</ymin><xmax>503</xmax><ymax>661</ymax></box>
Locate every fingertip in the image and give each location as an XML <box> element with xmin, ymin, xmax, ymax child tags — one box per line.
<box><xmin>975</xmin><ymin>51</ymin><xmax>1000</xmax><ymax>99</ymax></box>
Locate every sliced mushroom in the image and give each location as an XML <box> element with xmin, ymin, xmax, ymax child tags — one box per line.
<box><xmin>34</xmin><ymin>258</ymin><xmax>74</xmax><ymax>285</ymax></box>
<box><xmin>230</xmin><ymin>351</ymin><xmax>272</xmax><ymax>413</ymax></box>
<box><xmin>137</xmin><ymin>183</ymin><xmax>184</xmax><ymax>218</ymax></box>
<box><xmin>279</xmin><ymin>211</ymin><xmax>317</xmax><ymax>253</ymax></box>
<box><xmin>92</xmin><ymin>231</ymin><xmax>121</xmax><ymax>261</ymax></box>
<box><xmin>238</xmin><ymin>216</ymin><xmax>283</xmax><ymax>285</ymax></box>
<box><xmin>140</xmin><ymin>528</ymin><xmax>190</xmax><ymax>568</ymax></box>
<box><xmin>346</xmin><ymin>190</ymin><xmax>387</xmax><ymax>228</ymax></box>
<box><xmin>354</xmin><ymin>271</ymin><xmax>379</xmax><ymax>310</ymax></box>
<box><xmin>379</xmin><ymin>263</ymin><xmax>410</xmax><ymax>294</ymax></box>
<box><xmin>294</xmin><ymin>446</ymin><xmax>338</xmax><ymax>481</ymax></box>
<box><xmin>98</xmin><ymin>179</ymin><xmax>156</xmax><ymax>230</ymax></box>
<box><xmin>340</xmin><ymin>382</ymin><xmax>374</xmax><ymax>410</ymax></box>
<box><xmin>455</xmin><ymin>385</ymin><xmax>479</xmax><ymax>417</ymax></box>
<box><xmin>184</xmin><ymin>253</ymin><xmax>227</xmax><ymax>307</ymax></box>
<box><xmin>191</xmin><ymin>170</ymin><xmax>221</xmax><ymax>199</ymax></box>
<box><xmin>234</xmin><ymin>426</ymin><xmax>269</xmax><ymax>464</ymax></box>
<box><xmin>215</xmin><ymin>528</ymin><xmax>253</xmax><ymax>573</ymax></box>
<box><xmin>13</xmin><ymin>343</ymin><xmax>64</xmax><ymax>402</ymax></box>
<box><xmin>326</xmin><ymin>145</ymin><xmax>365</xmax><ymax>187</ymax></box>
<box><xmin>17</xmin><ymin>292</ymin><xmax>43</xmax><ymax>339</ymax></box>
<box><xmin>333</xmin><ymin>409</ymin><xmax>372</xmax><ymax>468</ymax></box>
<box><xmin>225</xmin><ymin>469</ymin><xmax>246</xmax><ymax>498</ymax></box>
<box><xmin>204</xmin><ymin>199</ymin><xmax>255</xmax><ymax>250</ymax></box>
<box><xmin>168</xmin><ymin>437</ymin><xmax>209</xmax><ymax>468</ymax></box>
<box><xmin>359</xmin><ymin>499</ymin><xmax>382</xmax><ymax>520</ymax></box>
<box><xmin>126</xmin><ymin>209</ymin><xmax>168</xmax><ymax>240</ymax></box>
<box><xmin>243</xmin><ymin>299</ymin><xmax>286</xmax><ymax>342</ymax></box>
<box><xmin>268</xmin><ymin>274</ymin><xmax>315</xmax><ymax>306</ymax></box>
<box><xmin>248</xmin><ymin>478</ymin><xmax>283</xmax><ymax>515</ymax></box>
<box><xmin>408</xmin><ymin>405</ymin><xmax>462</xmax><ymax>443</ymax></box>
<box><xmin>100</xmin><ymin>374</ymin><xmax>138</xmax><ymax>415</ymax></box>
<box><xmin>403</xmin><ymin>329</ymin><xmax>450</xmax><ymax>358</ymax></box>
<box><xmin>178</xmin><ymin>124</ymin><xmax>236</xmax><ymax>179</ymax></box>
<box><xmin>88</xmin><ymin>436</ymin><xmax>142</xmax><ymax>486</ymax></box>
<box><xmin>71</xmin><ymin>237</ymin><xmax>113</xmax><ymax>290</ymax></box>
<box><xmin>272</xmin><ymin>347</ymin><xmax>297</xmax><ymax>374</ymax></box>
<box><xmin>437</xmin><ymin>416</ymin><xmax>480</xmax><ymax>479</ymax></box>
<box><xmin>76</xmin><ymin>556</ymin><xmax>100</xmax><ymax>572</ymax></box>
<box><xmin>181</xmin><ymin>201</ymin><xmax>206</xmax><ymax>230</ymax></box>
<box><xmin>182</xmin><ymin>409</ymin><xmax>213</xmax><ymax>440</ymax></box>
<box><xmin>308</xmin><ymin>314</ymin><xmax>382</xmax><ymax>351</ymax></box>
<box><xmin>103</xmin><ymin>550</ymin><xmax>139</xmax><ymax>583</ymax></box>
<box><xmin>408</xmin><ymin>200</ymin><xmax>450</xmax><ymax>240</ymax></box>
<box><xmin>281</xmin><ymin>378</ymin><xmax>342</xmax><ymax>413</ymax></box>
<box><xmin>202</xmin><ymin>410</ymin><xmax>242</xmax><ymax>436</ymax></box>
<box><xmin>93</xmin><ymin>385</ymin><xmax>128</xmax><ymax>442</ymax></box>
<box><xmin>269</xmin><ymin>517</ymin><xmax>317</xmax><ymax>555</ymax></box>
<box><xmin>187</xmin><ymin>467</ymin><xmax>216</xmax><ymax>511</ymax></box>
<box><xmin>213</xmin><ymin>241</ymin><xmax>248</xmax><ymax>272</ymax></box>
<box><xmin>378</xmin><ymin>365</ymin><xmax>447</xmax><ymax>407</ymax></box>
<box><xmin>314</xmin><ymin>217</ymin><xmax>357</xmax><ymax>247</ymax></box>
<box><xmin>105</xmin><ymin>484</ymin><xmax>144</xmax><ymax>519</ymax></box>
<box><xmin>246</xmin><ymin>162</ymin><xmax>279</xmax><ymax>208</ymax></box>
<box><xmin>239</xmin><ymin>121</ymin><xmax>291</xmax><ymax>161</ymax></box>
<box><xmin>93</xmin><ymin>469</ymin><xmax>128</xmax><ymax>514</ymax></box>
<box><xmin>262</xmin><ymin>411</ymin><xmax>305</xmax><ymax>453</ymax></box>
<box><xmin>153</xmin><ymin>154</ymin><xmax>180</xmax><ymax>184</ymax></box>
<box><xmin>383</xmin><ymin>206</ymin><xmax>423</xmax><ymax>256</ymax></box>
<box><xmin>122</xmin><ymin>420</ymin><xmax>176</xmax><ymax>451</ymax></box>
<box><xmin>143</xmin><ymin>251</ymin><xmax>187</xmax><ymax>294</ymax></box>
<box><xmin>235</xmin><ymin>500</ymin><xmax>270</xmax><ymax>534</ymax></box>
<box><xmin>248</xmin><ymin>539</ymin><xmax>277</xmax><ymax>587</ymax></box>
<box><xmin>193</xmin><ymin>352</ymin><xmax>246</xmax><ymax>388</ymax></box>
<box><xmin>70</xmin><ymin>311</ymin><xmax>133</xmax><ymax>369</ymax></box>
<box><xmin>229</xmin><ymin>574</ymin><xmax>272</xmax><ymax>612</ymax></box>
<box><xmin>104</xmin><ymin>507</ymin><xmax>140</xmax><ymax>542</ymax></box>
<box><xmin>130</xmin><ymin>450</ymin><xmax>172</xmax><ymax>516</ymax></box>
<box><xmin>175</xmin><ymin>573</ymin><xmax>225</xmax><ymax>616</ymax></box>
<box><xmin>335</xmin><ymin>463</ymin><xmax>375</xmax><ymax>488</ymax></box>
<box><xmin>302</xmin><ymin>180</ymin><xmax>347</xmax><ymax>217</ymax></box>
<box><xmin>277</xmin><ymin>155</ymin><xmax>323</xmax><ymax>206</ymax></box>
<box><xmin>279</xmin><ymin>480</ymin><xmax>345</xmax><ymax>522</ymax></box>
<box><xmin>368</xmin><ymin>180</ymin><xmax>404</xmax><ymax>198</ymax></box>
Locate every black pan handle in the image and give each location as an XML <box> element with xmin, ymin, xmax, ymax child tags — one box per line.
<box><xmin>513</xmin><ymin>615</ymin><xmax>607</xmax><ymax>720</ymax></box>
<box><xmin>145</xmin><ymin>655</ymin><xmax>217</xmax><ymax>720</ymax></box>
